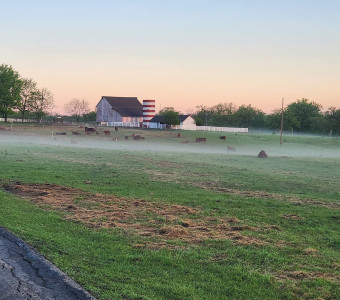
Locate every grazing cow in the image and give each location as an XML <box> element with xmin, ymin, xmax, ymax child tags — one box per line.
<box><xmin>103</xmin><ymin>130</ymin><xmax>110</xmax><ymax>135</ymax></box>
<box><xmin>115</xmin><ymin>126</ymin><xmax>118</xmax><ymax>132</ymax></box>
<box><xmin>55</xmin><ymin>132</ymin><xmax>67</xmax><ymax>135</ymax></box>
<box><xmin>220</xmin><ymin>136</ymin><xmax>226</xmax><ymax>140</ymax></box>
<box><xmin>72</xmin><ymin>131</ymin><xmax>81</xmax><ymax>135</ymax></box>
<box><xmin>133</xmin><ymin>135</ymin><xmax>143</xmax><ymax>140</ymax></box>
<box><xmin>227</xmin><ymin>146</ymin><xmax>236</xmax><ymax>152</ymax></box>
<box><xmin>84</xmin><ymin>127</ymin><xmax>96</xmax><ymax>134</ymax></box>
<box><xmin>195</xmin><ymin>137</ymin><xmax>206</xmax><ymax>143</ymax></box>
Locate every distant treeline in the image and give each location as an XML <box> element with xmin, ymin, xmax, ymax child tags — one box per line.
<box><xmin>193</xmin><ymin>99</ymin><xmax>340</xmax><ymax>135</ymax></box>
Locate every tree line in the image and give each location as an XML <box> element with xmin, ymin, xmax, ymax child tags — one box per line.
<box><xmin>0</xmin><ymin>64</ymin><xmax>55</xmax><ymax>123</ymax></box>
<box><xmin>0</xmin><ymin>64</ymin><xmax>96</xmax><ymax>123</ymax></box>
<box><xmin>193</xmin><ymin>99</ymin><xmax>340</xmax><ymax>135</ymax></box>
<box><xmin>159</xmin><ymin>100</ymin><xmax>340</xmax><ymax>135</ymax></box>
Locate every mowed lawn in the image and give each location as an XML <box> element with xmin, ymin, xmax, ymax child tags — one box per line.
<box><xmin>0</xmin><ymin>125</ymin><xmax>339</xmax><ymax>299</ymax></box>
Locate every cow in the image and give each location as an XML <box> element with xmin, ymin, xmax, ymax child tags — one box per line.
<box><xmin>227</xmin><ymin>146</ymin><xmax>236</xmax><ymax>152</ymax></box>
<box><xmin>72</xmin><ymin>131</ymin><xmax>81</xmax><ymax>135</ymax></box>
<box><xmin>84</xmin><ymin>127</ymin><xmax>96</xmax><ymax>134</ymax></box>
<box><xmin>133</xmin><ymin>135</ymin><xmax>143</xmax><ymax>140</ymax></box>
<box><xmin>220</xmin><ymin>136</ymin><xmax>226</xmax><ymax>140</ymax></box>
<box><xmin>115</xmin><ymin>126</ymin><xmax>118</xmax><ymax>132</ymax></box>
<box><xmin>195</xmin><ymin>137</ymin><xmax>206</xmax><ymax>143</ymax></box>
<box><xmin>103</xmin><ymin>130</ymin><xmax>110</xmax><ymax>135</ymax></box>
<box><xmin>177</xmin><ymin>133</ymin><xmax>181</xmax><ymax>138</ymax></box>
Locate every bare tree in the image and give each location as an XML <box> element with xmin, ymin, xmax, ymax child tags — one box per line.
<box><xmin>64</xmin><ymin>98</ymin><xmax>90</xmax><ymax>122</ymax></box>
<box><xmin>31</xmin><ymin>88</ymin><xmax>54</xmax><ymax>123</ymax></box>
<box><xmin>18</xmin><ymin>78</ymin><xmax>38</xmax><ymax>123</ymax></box>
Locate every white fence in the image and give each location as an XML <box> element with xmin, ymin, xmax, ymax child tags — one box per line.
<box><xmin>99</xmin><ymin>122</ymin><xmax>141</xmax><ymax>128</ymax></box>
<box><xmin>171</xmin><ymin>124</ymin><xmax>248</xmax><ymax>133</ymax></box>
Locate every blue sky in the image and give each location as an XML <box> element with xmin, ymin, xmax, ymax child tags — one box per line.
<box><xmin>1</xmin><ymin>0</ymin><xmax>339</xmax><ymax>113</ymax></box>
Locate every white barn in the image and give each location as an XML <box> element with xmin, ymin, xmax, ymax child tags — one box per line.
<box><xmin>149</xmin><ymin>115</ymin><xmax>196</xmax><ymax>129</ymax></box>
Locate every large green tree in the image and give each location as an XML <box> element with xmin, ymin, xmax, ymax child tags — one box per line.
<box><xmin>233</xmin><ymin>104</ymin><xmax>265</xmax><ymax>128</ymax></box>
<box><xmin>0</xmin><ymin>64</ymin><xmax>22</xmax><ymax>122</ymax></box>
<box><xmin>159</xmin><ymin>107</ymin><xmax>180</xmax><ymax>126</ymax></box>
<box><xmin>286</xmin><ymin>98</ymin><xmax>323</xmax><ymax>132</ymax></box>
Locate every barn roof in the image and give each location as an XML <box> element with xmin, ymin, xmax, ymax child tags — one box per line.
<box><xmin>150</xmin><ymin>114</ymin><xmax>191</xmax><ymax>123</ymax></box>
<box><xmin>100</xmin><ymin>96</ymin><xmax>143</xmax><ymax>117</ymax></box>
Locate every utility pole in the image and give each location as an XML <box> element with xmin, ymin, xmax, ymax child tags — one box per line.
<box><xmin>280</xmin><ymin>98</ymin><xmax>284</xmax><ymax>146</ymax></box>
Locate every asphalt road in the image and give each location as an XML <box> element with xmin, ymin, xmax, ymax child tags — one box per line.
<box><xmin>0</xmin><ymin>226</ymin><xmax>96</xmax><ymax>300</ymax></box>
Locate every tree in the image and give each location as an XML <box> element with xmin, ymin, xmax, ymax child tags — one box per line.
<box><xmin>210</xmin><ymin>103</ymin><xmax>236</xmax><ymax>126</ymax></box>
<box><xmin>233</xmin><ymin>104</ymin><xmax>262</xmax><ymax>128</ymax></box>
<box><xmin>0</xmin><ymin>64</ymin><xmax>22</xmax><ymax>122</ymax></box>
<box><xmin>267</xmin><ymin>108</ymin><xmax>300</xmax><ymax>131</ymax></box>
<box><xmin>31</xmin><ymin>88</ymin><xmax>54</xmax><ymax>122</ymax></box>
<box><xmin>159</xmin><ymin>107</ymin><xmax>180</xmax><ymax>126</ymax></box>
<box><xmin>80</xmin><ymin>111</ymin><xmax>96</xmax><ymax>122</ymax></box>
<box><xmin>286</xmin><ymin>98</ymin><xmax>322</xmax><ymax>132</ymax></box>
<box><xmin>325</xmin><ymin>107</ymin><xmax>340</xmax><ymax>135</ymax></box>
<box><xmin>64</xmin><ymin>98</ymin><xmax>90</xmax><ymax>122</ymax></box>
<box><xmin>18</xmin><ymin>78</ymin><xmax>38</xmax><ymax>123</ymax></box>
<box><xmin>194</xmin><ymin>105</ymin><xmax>214</xmax><ymax>126</ymax></box>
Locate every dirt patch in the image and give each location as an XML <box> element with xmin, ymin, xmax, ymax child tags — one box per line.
<box><xmin>281</xmin><ymin>214</ymin><xmax>302</xmax><ymax>220</ymax></box>
<box><xmin>2</xmin><ymin>182</ymin><xmax>266</xmax><ymax>248</ymax></box>
<box><xmin>199</xmin><ymin>182</ymin><xmax>340</xmax><ymax>210</ymax></box>
<box><xmin>275</xmin><ymin>271</ymin><xmax>340</xmax><ymax>282</ymax></box>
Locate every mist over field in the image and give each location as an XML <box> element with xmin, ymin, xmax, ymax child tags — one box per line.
<box><xmin>1</xmin><ymin>128</ymin><xmax>340</xmax><ymax>159</ymax></box>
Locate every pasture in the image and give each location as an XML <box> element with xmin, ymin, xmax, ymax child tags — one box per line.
<box><xmin>0</xmin><ymin>124</ymin><xmax>339</xmax><ymax>299</ymax></box>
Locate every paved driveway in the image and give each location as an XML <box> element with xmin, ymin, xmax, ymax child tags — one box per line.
<box><xmin>0</xmin><ymin>226</ymin><xmax>96</xmax><ymax>300</ymax></box>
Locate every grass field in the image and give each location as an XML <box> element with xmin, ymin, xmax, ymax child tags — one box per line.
<box><xmin>0</xmin><ymin>124</ymin><xmax>339</xmax><ymax>299</ymax></box>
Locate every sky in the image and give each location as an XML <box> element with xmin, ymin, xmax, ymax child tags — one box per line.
<box><xmin>1</xmin><ymin>0</ymin><xmax>339</xmax><ymax>114</ymax></box>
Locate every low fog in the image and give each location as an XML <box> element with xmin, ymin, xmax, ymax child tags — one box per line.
<box><xmin>1</xmin><ymin>131</ymin><xmax>340</xmax><ymax>159</ymax></box>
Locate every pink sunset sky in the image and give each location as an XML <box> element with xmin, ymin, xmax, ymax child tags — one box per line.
<box><xmin>1</xmin><ymin>0</ymin><xmax>339</xmax><ymax>115</ymax></box>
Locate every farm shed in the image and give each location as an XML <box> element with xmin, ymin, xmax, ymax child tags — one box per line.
<box><xmin>96</xmin><ymin>96</ymin><xmax>143</xmax><ymax>127</ymax></box>
<box><xmin>149</xmin><ymin>115</ymin><xmax>196</xmax><ymax>129</ymax></box>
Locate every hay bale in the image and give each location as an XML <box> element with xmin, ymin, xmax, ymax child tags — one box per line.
<box><xmin>258</xmin><ymin>150</ymin><xmax>268</xmax><ymax>158</ymax></box>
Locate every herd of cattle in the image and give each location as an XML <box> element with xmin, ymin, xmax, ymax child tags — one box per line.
<box><xmin>53</xmin><ymin>128</ymin><xmax>243</xmax><ymax>153</ymax></box>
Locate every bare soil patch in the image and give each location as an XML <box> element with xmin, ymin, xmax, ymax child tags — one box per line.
<box><xmin>275</xmin><ymin>271</ymin><xmax>340</xmax><ymax>282</ymax></box>
<box><xmin>199</xmin><ymin>182</ymin><xmax>340</xmax><ymax>210</ymax></box>
<box><xmin>2</xmin><ymin>182</ymin><xmax>266</xmax><ymax>248</ymax></box>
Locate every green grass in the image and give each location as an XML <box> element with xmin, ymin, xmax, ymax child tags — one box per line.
<box><xmin>0</xmin><ymin>126</ymin><xmax>339</xmax><ymax>299</ymax></box>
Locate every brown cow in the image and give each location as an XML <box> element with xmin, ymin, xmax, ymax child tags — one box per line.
<box><xmin>220</xmin><ymin>136</ymin><xmax>226</xmax><ymax>140</ymax></box>
<box><xmin>103</xmin><ymin>130</ymin><xmax>110</xmax><ymax>135</ymax></box>
<box><xmin>85</xmin><ymin>127</ymin><xmax>96</xmax><ymax>134</ymax></box>
<box><xmin>133</xmin><ymin>135</ymin><xmax>143</xmax><ymax>140</ymax></box>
